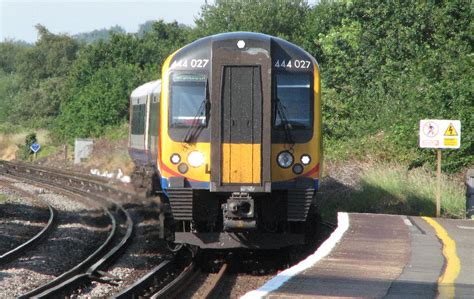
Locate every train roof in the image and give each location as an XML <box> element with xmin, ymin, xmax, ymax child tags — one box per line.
<box><xmin>130</xmin><ymin>80</ymin><xmax>161</xmax><ymax>98</ymax></box>
<box><xmin>172</xmin><ymin>31</ymin><xmax>318</xmax><ymax>69</ymax></box>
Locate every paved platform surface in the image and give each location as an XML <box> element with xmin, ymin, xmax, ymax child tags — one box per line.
<box><xmin>258</xmin><ymin>213</ymin><xmax>474</xmax><ymax>298</ymax></box>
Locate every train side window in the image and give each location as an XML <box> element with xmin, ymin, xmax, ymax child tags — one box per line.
<box><xmin>131</xmin><ymin>103</ymin><xmax>146</xmax><ymax>135</ymax></box>
<box><xmin>274</xmin><ymin>73</ymin><xmax>312</xmax><ymax>130</ymax></box>
<box><xmin>170</xmin><ymin>73</ymin><xmax>208</xmax><ymax>128</ymax></box>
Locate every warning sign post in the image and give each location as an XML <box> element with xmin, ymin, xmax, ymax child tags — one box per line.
<box><xmin>420</xmin><ymin>120</ymin><xmax>461</xmax><ymax>149</ymax></box>
<box><xmin>419</xmin><ymin>119</ymin><xmax>461</xmax><ymax>217</ymax></box>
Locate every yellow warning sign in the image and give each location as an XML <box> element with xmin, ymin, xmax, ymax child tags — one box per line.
<box><xmin>444</xmin><ymin>138</ymin><xmax>458</xmax><ymax>147</ymax></box>
<box><xmin>444</xmin><ymin>123</ymin><xmax>458</xmax><ymax>136</ymax></box>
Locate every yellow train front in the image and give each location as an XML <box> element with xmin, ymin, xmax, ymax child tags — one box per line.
<box><xmin>147</xmin><ymin>32</ymin><xmax>321</xmax><ymax>249</ymax></box>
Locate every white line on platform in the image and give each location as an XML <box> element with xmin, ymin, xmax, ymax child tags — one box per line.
<box><xmin>457</xmin><ymin>225</ymin><xmax>474</xmax><ymax>230</ymax></box>
<box><xmin>241</xmin><ymin>212</ymin><xmax>350</xmax><ymax>299</ymax></box>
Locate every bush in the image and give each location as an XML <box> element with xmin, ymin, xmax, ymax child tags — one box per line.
<box><xmin>17</xmin><ymin>132</ymin><xmax>37</xmax><ymax>160</ymax></box>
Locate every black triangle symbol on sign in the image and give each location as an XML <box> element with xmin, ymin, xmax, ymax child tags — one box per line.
<box><xmin>444</xmin><ymin>123</ymin><xmax>458</xmax><ymax>136</ymax></box>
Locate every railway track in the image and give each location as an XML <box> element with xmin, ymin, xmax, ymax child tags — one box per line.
<box><xmin>0</xmin><ymin>160</ymin><xmax>155</xmax><ymax>297</ymax></box>
<box><xmin>115</xmin><ymin>249</ymin><xmax>231</xmax><ymax>299</ymax></box>
<box><xmin>200</xmin><ymin>262</ymin><xmax>229</xmax><ymax>299</ymax></box>
<box><xmin>20</xmin><ymin>205</ymin><xmax>132</xmax><ymax>298</ymax></box>
<box><xmin>0</xmin><ymin>183</ymin><xmax>56</xmax><ymax>265</ymax></box>
<box><xmin>0</xmin><ymin>160</ymin><xmax>335</xmax><ymax>298</ymax></box>
<box><xmin>115</xmin><ymin>248</ymin><xmax>198</xmax><ymax>298</ymax></box>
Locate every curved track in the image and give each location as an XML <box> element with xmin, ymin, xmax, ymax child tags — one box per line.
<box><xmin>19</xmin><ymin>206</ymin><xmax>132</xmax><ymax>298</ymax></box>
<box><xmin>0</xmin><ymin>161</ymin><xmax>142</xmax><ymax>297</ymax></box>
<box><xmin>0</xmin><ymin>198</ymin><xmax>56</xmax><ymax>265</ymax></box>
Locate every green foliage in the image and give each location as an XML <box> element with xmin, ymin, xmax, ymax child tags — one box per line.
<box><xmin>55</xmin><ymin>21</ymin><xmax>191</xmax><ymax>141</ymax></box>
<box><xmin>0</xmin><ymin>71</ymin><xmax>20</xmax><ymax>123</ymax></box>
<box><xmin>73</xmin><ymin>25</ymin><xmax>126</xmax><ymax>44</ymax></box>
<box><xmin>307</xmin><ymin>1</ymin><xmax>473</xmax><ymax>171</ymax></box>
<box><xmin>0</xmin><ymin>40</ymin><xmax>30</xmax><ymax>74</ymax></box>
<box><xmin>16</xmin><ymin>25</ymin><xmax>79</xmax><ymax>85</ymax></box>
<box><xmin>0</xmin><ymin>2</ymin><xmax>472</xmax><ymax>172</ymax></box>
<box><xmin>1</xmin><ymin>25</ymin><xmax>79</xmax><ymax>128</ymax></box>
<box><xmin>103</xmin><ymin>122</ymin><xmax>130</xmax><ymax>141</ymax></box>
<box><xmin>320</xmin><ymin>164</ymin><xmax>466</xmax><ymax>222</ymax></box>
<box><xmin>35</xmin><ymin>144</ymin><xmax>60</xmax><ymax>160</ymax></box>
<box><xmin>0</xmin><ymin>123</ymin><xmax>22</xmax><ymax>134</ymax></box>
<box><xmin>194</xmin><ymin>0</ymin><xmax>310</xmax><ymax>42</ymax></box>
<box><xmin>55</xmin><ymin>63</ymin><xmax>144</xmax><ymax>140</ymax></box>
<box><xmin>17</xmin><ymin>132</ymin><xmax>37</xmax><ymax>160</ymax></box>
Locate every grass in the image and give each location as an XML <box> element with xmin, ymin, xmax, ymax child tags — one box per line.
<box><xmin>83</xmin><ymin>130</ymin><xmax>134</xmax><ymax>175</ymax></box>
<box><xmin>0</xmin><ymin>124</ymin><xmax>134</xmax><ymax>175</ymax></box>
<box><xmin>323</xmin><ymin>133</ymin><xmax>416</xmax><ymax>163</ymax></box>
<box><xmin>103</xmin><ymin>122</ymin><xmax>129</xmax><ymax>141</ymax></box>
<box><xmin>0</xmin><ymin>129</ymin><xmax>62</xmax><ymax>161</ymax></box>
<box><xmin>0</xmin><ymin>123</ymin><xmax>22</xmax><ymax>134</ymax></box>
<box><xmin>0</xmin><ymin>194</ymin><xmax>6</xmax><ymax>202</ymax></box>
<box><xmin>318</xmin><ymin>163</ymin><xmax>466</xmax><ymax>223</ymax></box>
<box><xmin>35</xmin><ymin>144</ymin><xmax>61</xmax><ymax>160</ymax></box>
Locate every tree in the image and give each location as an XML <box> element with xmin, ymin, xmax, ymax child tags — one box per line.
<box><xmin>54</xmin><ymin>63</ymin><xmax>144</xmax><ymax>140</ymax></box>
<box><xmin>194</xmin><ymin>0</ymin><xmax>310</xmax><ymax>42</ymax></box>
<box><xmin>5</xmin><ymin>25</ymin><xmax>79</xmax><ymax>127</ymax></box>
<box><xmin>304</xmin><ymin>1</ymin><xmax>473</xmax><ymax>170</ymax></box>
<box><xmin>54</xmin><ymin>21</ymin><xmax>192</xmax><ymax>141</ymax></box>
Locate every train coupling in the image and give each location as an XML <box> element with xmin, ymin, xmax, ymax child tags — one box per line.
<box><xmin>222</xmin><ymin>192</ymin><xmax>256</xmax><ymax>231</ymax></box>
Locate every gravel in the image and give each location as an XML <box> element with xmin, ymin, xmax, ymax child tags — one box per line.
<box><xmin>0</xmin><ymin>158</ymin><xmax>357</xmax><ymax>298</ymax></box>
<box><xmin>0</xmin><ymin>179</ymin><xmax>50</xmax><ymax>255</ymax></box>
<box><xmin>0</xmin><ymin>176</ymin><xmax>109</xmax><ymax>298</ymax></box>
<box><xmin>76</xmin><ymin>200</ymin><xmax>169</xmax><ymax>297</ymax></box>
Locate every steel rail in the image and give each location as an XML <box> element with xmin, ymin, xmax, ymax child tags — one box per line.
<box><xmin>200</xmin><ymin>263</ymin><xmax>229</xmax><ymax>299</ymax></box>
<box><xmin>0</xmin><ymin>160</ymin><xmax>143</xmax><ymax>205</ymax></box>
<box><xmin>320</xmin><ymin>220</ymin><xmax>337</xmax><ymax>230</ymax></box>
<box><xmin>0</xmin><ymin>201</ymin><xmax>56</xmax><ymax>265</ymax></box>
<box><xmin>30</xmin><ymin>205</ymin><xmax>134</xmax><ymax>298</ymax></box>
<box><xmin>18</xmin><ymin>207</ymin><xmax>119</xmax><ymax>298</ymax></box>
<box><xmin>1</xmin><ymin>160</ymin><xmax>109</xmax><ymax>183</ymax></box>
<box><xmin>114</xmin><ymin>259</ymin><xmax>175</xmax><ymax>299</ymax></box>
<box><xmin>150</xmin><ymin>260</ymin><xmax>198</xmax><ymax>299</ymax></box>
<box><xmin>0</xmin><ymin>161</ymin><xmax>136</xmax><ymax>298</ymax></box>
<box><xmin>115</xmin><ymin>253</ymin><xmax>199</xmax><ymax>299</ymax></box>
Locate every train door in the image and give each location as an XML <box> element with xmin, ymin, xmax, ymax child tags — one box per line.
<box><xmin>210</xmin><ymin>39</ymin><xmax>272</xmax><ymax>193</ymax></box>
<box><xmin>148</xmin><ymin>84</ymin><xmax>161</xmax><ymax>167</ymax></box>
<box><xmin>221</xmin><ymin>66</ymin><xmax>262</xmax><ymax>184</ymax></box>
<box><xmin>129</xmin><ymin>96</ymin><xmax>146</xmax><ymax>151</ymax></box>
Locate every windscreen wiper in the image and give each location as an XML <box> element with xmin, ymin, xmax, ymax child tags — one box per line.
<box><xmin>275</xmin><ymin>97</ymin><xmax>294</xmax><ymax>145</ymax></box>
<box><xmin>183</xmin><ymin>97</ymin><xmax>209</xmax><ymax>143</ymax></box>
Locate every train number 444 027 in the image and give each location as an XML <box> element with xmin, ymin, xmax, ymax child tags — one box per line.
<box><xmin>274</xmin><ymin>59</ymin><xmax>311</xmax><ymax>69</ymax></box>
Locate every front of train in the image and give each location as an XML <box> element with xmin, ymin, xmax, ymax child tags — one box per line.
<box><xmin>159</xmin><ymin>32</ymin><xmax>322</xmax><ymax>249</ymax></box>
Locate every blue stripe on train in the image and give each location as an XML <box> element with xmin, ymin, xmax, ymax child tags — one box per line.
<box><xmin>160</xmin><ymin>178</ymin><xmax>319</xmax><ymax>191</ymax></box>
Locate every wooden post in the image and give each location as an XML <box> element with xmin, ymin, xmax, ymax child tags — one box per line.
<box><xmin>436</xmin><ymin>149</ymin><xmax>442</xmax><ymax>217</ymax></box>
<box><xmin>64</xmin><ymin>144</ymin><xmax>68</xmax><ymax>161</ymax></box>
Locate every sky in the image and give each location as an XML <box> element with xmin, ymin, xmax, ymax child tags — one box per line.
<box><xmin>1</xmin><ymin>0</ymin><xmax>320</xmax><ymax>43</ymax></box>
<box><xmin>0</xmin><ymin>0</ymin><xmax>206</xmax><ymax>43</ymax></box>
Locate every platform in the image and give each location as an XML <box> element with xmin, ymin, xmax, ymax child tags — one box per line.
<box><xmin>243</xmin><ymin>213</ymin><xmax>474</xmax><ymax>298</ymax></box>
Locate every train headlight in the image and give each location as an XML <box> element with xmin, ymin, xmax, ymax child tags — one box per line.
<box><xmin>170</xmin><ymin>154</ymin><xmax>181</xmax><ymax>164</ymax></box>
<box><xmin>277</xmin><ymin>151</ymin><xmax>293</xmax><ymax>168</ymax></box>
<box><xmin>300</xmin><ymin>154</ymin><xmax>311</xmax><ymax>165</ymax></box>
<box><xmin>187</xmin><ymin>151</ymin><xmax>204</xmax><ymax>167</ymax></box>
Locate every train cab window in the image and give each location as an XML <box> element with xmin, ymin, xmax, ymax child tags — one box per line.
<box><xmin>170</xmin><ymin>73</ymin><xmax>208</xmax><ymax>128</ymax></box>
<box><xmin>274</xmin><ymin>73</ymin><xmax>312</xmax><ymax>130</ymax></box>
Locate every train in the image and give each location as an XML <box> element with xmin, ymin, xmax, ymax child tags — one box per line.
<box><xmin>128</xmin><ymin>32</ymin><xmax>322</xmax><ymax>249</ymax></box>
